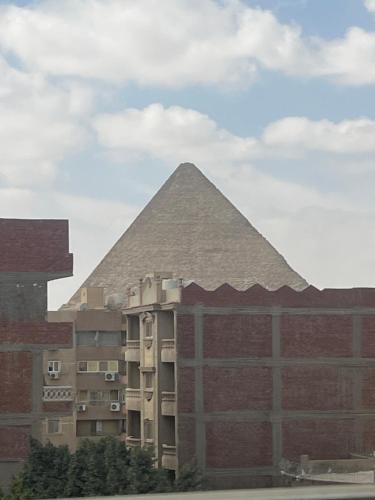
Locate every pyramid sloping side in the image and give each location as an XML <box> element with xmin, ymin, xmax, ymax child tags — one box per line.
<box><xmin>68</xmin><ymin>163</ymin><xmax>307</xmax><ymax>305</ymax></box>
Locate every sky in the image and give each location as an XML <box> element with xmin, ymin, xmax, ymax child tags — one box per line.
<box><xmin>0</xmin><ymin>0</ymin><xmax>375</xmax><ymax>309</ymax></box>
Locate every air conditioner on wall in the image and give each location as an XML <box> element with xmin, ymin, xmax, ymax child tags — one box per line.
<box><xmin>77</xmin><ymin>404</ymin><xmax>87</xmax><ymax>412</ymax></box>
<box><xmin>110</xmin><ymin>402</ymin><xmax>121</xmax><ymax>412</ymax></box>
<box><xmin>48</xmin><ymin>372</ymin><xmax>60</xmax><ymax>380</ymax></box>
<box><xmin>105</xmin><ymin>372</ymin><xmax>117</xmax><ymax>382</ymax></box>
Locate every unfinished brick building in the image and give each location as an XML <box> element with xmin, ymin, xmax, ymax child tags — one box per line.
<box><xmin>0</xmin><ymin>219</ymin><xmax>73</xmax><ymax>489</ymax></box>
<box><xmin>124</xmin><ymin>274</ymin><xmax>375</xmax><ymax>489</ymax></box>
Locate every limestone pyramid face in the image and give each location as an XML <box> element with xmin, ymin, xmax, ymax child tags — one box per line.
<box><xmin>69</xmin><ymin>163</ymin><xmax>307</xmax><ymax>305</ymax></box>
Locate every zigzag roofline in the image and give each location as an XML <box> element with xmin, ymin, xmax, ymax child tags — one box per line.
<box><xmin>181</xmin><ymin>282</ymin><xmax>375</xmax><ymax>308</ymax></box>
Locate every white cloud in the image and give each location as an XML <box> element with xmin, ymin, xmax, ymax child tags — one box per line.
<box><xmin>0</xmin><ymin>0</ymin><xmax>374</xmax><ymax>87</ymax></box>
<box><xmin>365</xmin><ymin>0</ymin><xmax>375</xmax><ymax>12</ymax></box>
<box><xmin>95</xmin><ymin>104</ymin><xmax>375</xmax><ymax>168</ymax></box>
<box><xmin>94</xmin><ymin>103</ymin><xmax>370</xmax><ymax>233</ymax></box>
<box><xmin>94</xmin><ymin>103</ymin><xmax>259</xmax><ymax>168</ymax></box>
<box><xmin>0</xmin><ymin>56</ymin><xmax>88</xmax><ymax>187</ymax></box>
<box><xmin>317</xmin><ymin>28</ymin><xmax>375</xmax><ymax>85</ymax></box>
<box><xmin>263</xmin><ymin>116</ymin><xmax>375</xmax><ymax>154</ymax></box>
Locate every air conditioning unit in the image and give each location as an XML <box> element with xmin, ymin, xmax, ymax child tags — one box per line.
<box><xmin>105</xmin><ymin>372</ymin><xmax>117</xmax><ymax>382</ymax></box>
<box><xmin>48</xmin><ymin>372</ymin><xmax>60</xmax><ymax>380</ymax></box>
<box><xmin>77</xmin><ymin>404</ymin><xmax>87</xmax><ymax>412</ymax></box>
<box><xmin>110</xmin><ymin>402</ymin><xmax>121</xmax><ymax>412</ymax></box>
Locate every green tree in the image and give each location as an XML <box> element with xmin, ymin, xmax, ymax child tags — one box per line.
<box><xmin>7</xmin><ymin>437</ymin><xmax>202</xmax><ymax>498</ymax></box>
<box><xmin>175</xmin><ymin>461</ymin><xmax>203</xmax><ymax>492</ymax></box>
<box><xmin>9</xmin><ymin>439</ymin><xmax>70</xmax><ymax>499</ymax></box>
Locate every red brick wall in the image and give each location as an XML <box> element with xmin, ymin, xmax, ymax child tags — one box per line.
<box><xmin>176</xmin><ymin>295</ymin><xmax>375</xmax><ymax>481</ymax></box>
<box><xmin>281</xmin><ymin>315</ymin><xmax>353</xmax><ymax>357</ymax></box>
<box><xmin>0</xmin><ymin>219</ymin><xmax>72</xmax><ymax>274</ymax></box>
<box><xmin>0</xmin><ymin>352</ymin><xmax>33</xmax><ymax>413</ymax></box>
<box><xmin>283</xmin><ymin>420</ymin><xmax>356</xmax><ymax>460</ymax></box>
<box><xmin>361</xmin><ymin>368</ymin><xmax>375</xmax><ymax>409</ymax></box>
<box><xmin>362</xmin><ymin>316</ymin><xmax>375</xmax><ymax>357</ymax></box>
<box><xmin>203</xmin><ymin>315</ymin><xmax>272</xmax><ymax>358</ymax></box>
<box><xmin>0</xmin><ymin>426</ymin><xmax>30</xmax><ymax>460</ymax></box>
<box><xmin>177</xmin><ymin>367</ymin><xmax>195</xmax><ymax>413</ymax></box>
<box><xmin>282</xmin><ymin>366</ymin><xmax>354</xmax><ymax>411</ymax></box>
<box><xmin>176</xmin><ymin>315</ymin><xmax>195</xmax><ymax>358</ymax></box>
<box><xmin>203</xmin><ymin>367</ymin><xmax>272</xmax><ymax>412</ymax></box>
<box><xmin>362</xmin><ymin>420</ymin><xmax>375</xmax><ymax>454</ymax></box>
<box><xmin>206</xmin><ymin>421</ymin><xmax>273</xmax><ymax>468</ymax></box>
<box><xmin>0</xmin><ymin>321</ymin><xmax>72</xmax><ymax>346</ymax></box>
<box><xmin>178</xmin><ymin>417</ymin><xmax>195</xmax><ymax>465</ymax></box>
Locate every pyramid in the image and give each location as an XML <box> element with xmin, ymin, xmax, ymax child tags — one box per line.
<box><xmin>68</xmin><ymin>163</ymin><xmax>307</xmax><ymax>305</ymax></box>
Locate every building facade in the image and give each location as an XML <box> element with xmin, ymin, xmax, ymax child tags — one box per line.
<box><xmin>123</xmin><ymin>273</ymin><xmax>375</xmax><ymax>489</ymax></box>
<box><xmin>43</xmin><ymin>287</ymin><xmax>127</xmax><ymax>450</ymax></box>
<box><xmin>0</xmin><ymin>219</ymin><xmax>73</xmax><ymax>489</ymax></box>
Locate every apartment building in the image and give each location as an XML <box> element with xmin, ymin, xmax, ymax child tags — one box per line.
<box><xmin>124</xmin><ymin>273</ymin><xmax>179</xmax><ymax>466</ymax></box>
<box><xmin>42</xmin><ymin>287</ymin><xmax>127</xmax><ymax>450</ymax></box>
<box><xmin>123</xmin><ymin>272</ymin><xmax>375</xmax><ymax>489</ymax></box>
<box><xmin>0</xmin><ymin>219</ymin><xmax>73</xmax><ymax>490</ymax></box>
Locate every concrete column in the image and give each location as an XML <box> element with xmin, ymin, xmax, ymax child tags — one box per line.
<box><xmin>272</xmin><ymin>311</ymin><xmax>282</xmax><ymax>471</ymax></box>
<box><xmin>352</xmin><ymin>314</ymin><xmax>363</xmax><ymax>453</ymax></box>
<box><xmin>194</xmin><ymin>305</ymin><xmax>205</xmax><ymax>471</ymax></box>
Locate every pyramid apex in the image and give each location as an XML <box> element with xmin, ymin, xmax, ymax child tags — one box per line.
<box><xmin>176</xmin><ymin>162</ymin><xmax>199</xmax><ymax>169</ymax></box>
<box><xmin>173</xmin><ymin>162</ymin><xmax>203</xmax><ymax>176</ymax></box>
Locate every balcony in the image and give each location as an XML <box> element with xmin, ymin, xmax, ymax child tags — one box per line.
<box><xmin>43</xmin><ymin>386</ymin><xmax>73</xmax><ymax>401</ymax></box>
<box><xmin>126</xmin><ymin>388</ymin><xmax>141</xmax><ymax>411</ymax></box>
<box><xmin>162</xmin><ymin>444</ymin><xmax>177</xmax><ymax>470</ymax></box>
<box><xmin>161</xmin><ymin>392</ymin><xmax>176</xmax><ymax>416</ymax></box>
<box><xmin>161</xmin><ymin>339</ymin><xmax>176</xmax><ymax>363</ymax></box>
<box><xmin>125</xmin><ymin>340</ymin><xmax>140</xmax><ymax>362</ymax></box>
<box><xmin>126</xmin><ymin>436</ymin><xmax>141</xmax><ymax>448</ymax></box>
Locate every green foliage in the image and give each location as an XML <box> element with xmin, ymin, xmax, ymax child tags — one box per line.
<box><xmin>175</xmin><ymin>460</ymin><xmax>203</xmax><ymax>492</ymax></box>
<box><xmin>6</xmin><ymin>438</ymin><xmax>202</xmax><ymax>499</ymax></box>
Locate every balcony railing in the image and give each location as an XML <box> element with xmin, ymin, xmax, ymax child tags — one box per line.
<box><xmin>162</xmin><ymin>444</ymin><xmax>177</xmax><ymax>470</ymax></box>
<box><xmin>126</xmin><ymin>436</ymin><xmax>141</xmax><ymax>448</ymax></box>
<box><xmin>161</xmin><ymin>339</ymin><xmax>176</xmax><ymax>363</ymax></box>
<box><xmin>126</xmin><ymin>388</ymin><xmax>141</xmax><ymax>411</ymax></box>
<box><xmin>125</xmin><ymin>340</ymin><xmax>140</xmax><ymax>362</ymax></box>
<box><xmin>161</xmin><ymin>391</ymin><xmax>176</xmax><ymax>416</ymax></box>
<box><xmin>43</xmin><ymin>386</ymin><xmax>73</xmax><ymax>401</ymax></box>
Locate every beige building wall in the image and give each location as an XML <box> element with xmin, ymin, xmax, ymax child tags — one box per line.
<box><xmin>42</xmin><ymin>288</ymin><xmax>127</xmax><ymax>451</ymax></box>
<box><xmin>125</xmin><ymin>274</ymin><xmax>178</xmax><ymax>472</ymax></box>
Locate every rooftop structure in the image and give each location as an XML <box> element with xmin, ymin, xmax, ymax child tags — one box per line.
<box><xmin>68</xmin><ymin>163</ymin><xmax>307</xmax><ymax>307</ymax></box>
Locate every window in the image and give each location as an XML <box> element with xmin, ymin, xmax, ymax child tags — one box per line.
<box><xmin>48</xmin><ymin>360</ymin><xmax>61</xmax><ymax>373</ymax></box>
<box><xmin>47</xmin><ymin>419</ymin><xmax>61</xmax><ymax>434</ymax></box>
<box><xmin>108</xmin><ymin>360</ymin><xmax>118</xmax><ymax>372</ymax></box>
<box><xmin>87</xmin><ymin>361</ymin><xmax>99</xmax><ymax>372</ymax></box>
<box><xmin>77</xmin><ymin>361</ymin><xmax>87</xmax><ymax>372</ymax></box>
<box><xmin>77</xmin><ymin>360</ymin><xmax>119</xmax><ymax>373</ymax></box>
<box><xmin>110</xmin><ymin>389</ymin><xmax>119</xmax><ymax>401</ymax></box>
<box><xmin>76</xmin><ymin>331</ymin><xmax>96</xmax><ymax>346</ymax></box>
<box><xmin>98</xmin><ymin>331</ymin><xmax>122</xmax><ymax>347</ymax></box>
<box><xmin>99</xmin><ymin>361</ymin><xmax>108</xmax><ymax>372</ymax></box>
<box><xmin>89</xmin><ymin>390</ymin><xmax>107</xmax><ymax>402</ymax></box>
<box><xmin>78</xmin><ymin>390</ymin><xmax>88</xmax><ymax>402</ymax></box>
